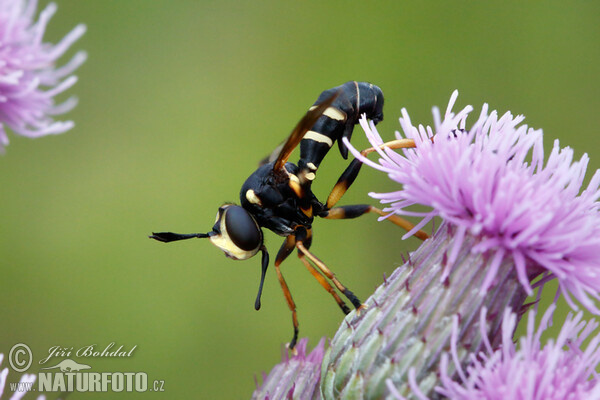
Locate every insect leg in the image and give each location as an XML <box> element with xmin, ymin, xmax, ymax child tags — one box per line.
<box><xmin>325</xmin><ymin>138</ymin><xmax>417</xmax><ymax>209</ymax></box>
<box><xmin>295</xmin><ymin>241</ymin><xmax>364</xmax><ymax>312</ymax></box>
<box><xmin>274</xmin><ymin>258</ymin><xmax>299</xmax><ymax>353</ymax></box>
<box><xmin>275</xmin><ymin>235</ymin><xmax>297</xmax><ymax>267</ymax></box>
<box><xmin>298</xmin><ymin>254</ymin><xmax>351</xmax><ymax>314</ymax></box>
<box><xmin>295</xmin><ymin>228</ymin><xmax>351</xmax><ymax>314</ymax></box>
<box><xmin>321</xmin><ymin>205</ymin><xmax>429</xmax><ymax>241</ymax></box>
<box><xmin>272</xmin><ymin>235</ymin><xmax>300</xmax><ymax>352</ymax></box>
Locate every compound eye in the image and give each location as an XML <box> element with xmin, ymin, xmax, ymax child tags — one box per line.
<box><xmin>224</xmin><ymin>206</ymin><xmax>262</xmax><ymax>251</ymax></box>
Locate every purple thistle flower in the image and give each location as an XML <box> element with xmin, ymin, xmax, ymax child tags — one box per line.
<box><xmin>0</xmin><ymin>0</ymin><xmax>86</xmax><ymax>152</ymax></box>
<box><xmin>320</xmin><ymin>223</ymin><xmax>529</xmax><ymax>398</ymax></box>
<box><xmin>345</xmin><ymin>90</ymin><xmax>600</xmax><ymax>314</ymax></box>
<box><xmin>317</xmin><ymin>93</ymin><xmax>600</xmax><ymax>398</ymax></box>
<box><xmin>252</xmin><ymin>338</ymin><xmax>326</xmax><ymax>400</ymax></box>
<box><xmin>434</xmin><ymin>306</ymin><xmax>600</xmax><ymax>400</ymax></box>
<box><xmin>254</xmin><ymin>92</ymin><xmax>600</xmax><ymax>399</ymax></box>
<box><xmin>0</xmin><ymin>353</ymin><xmax>45</xmax><ymax>399</ymax></box>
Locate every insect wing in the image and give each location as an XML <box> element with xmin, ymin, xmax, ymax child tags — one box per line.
<box><xmin>272</xmin><ymin>91</ymin><xmax>339</xmax><ymax>172</ymax></box>
<box><xmin>258</xmin><ymin>140</ymin><xmax>285</xmax><ymax>166</ymax></box>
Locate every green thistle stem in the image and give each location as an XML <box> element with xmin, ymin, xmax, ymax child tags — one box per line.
<box><xmin>321</xmin><ymin>222</ymin><xmax>529</xmax><ymax>399</ymax></box>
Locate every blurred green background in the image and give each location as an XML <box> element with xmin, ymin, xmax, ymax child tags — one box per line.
<box><xmin>0</xmin><ymin>1</ymin><xmax>598</xmax><ymax>398</ymax></box>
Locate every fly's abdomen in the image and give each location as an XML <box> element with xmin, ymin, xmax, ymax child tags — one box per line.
<box><xmin>298</xmin><ymin>81</ymin><xmax>384</xmax><ymax>177</ymax></box>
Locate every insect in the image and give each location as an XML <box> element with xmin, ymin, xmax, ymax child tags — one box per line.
<box><xmin>150</xmin><ymin>81</ymin><xmax>427</xmax><ymax>350</ymax></box>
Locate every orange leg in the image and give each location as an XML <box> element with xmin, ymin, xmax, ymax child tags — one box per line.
<box><xmin>274</xmin><ymin>260</ymin><xmax>299</xmax><ymax>353</ymax></box>
<box><xmin>324</xmin><ymin>138</ymin><xmax>428</xmax><ymax>240</ymax></box>
<box><xmin>297</xmin><ymin>253</ymin><xmax>351</xmax><ymax>314</ymax></box>
<box><xmin>321</xmin><ymin>205</ymin><xmax>429</xmax><ymax>241</ymax></box>
<box><xmin>296</xmin><ymin>241</ymin><xmax>365</xmax><ymax>313</ymax></box>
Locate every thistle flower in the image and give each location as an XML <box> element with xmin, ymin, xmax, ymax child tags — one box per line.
<box><xmin>316</xmin><ymin>92</ymin><xmax>600</xmax><ymax>398</ymax></box>
<box><xmin>0</xmin><ymin>353</ymin><xmax>45</xmax><ymax>399</ymax></box>
<box><xmin>345</xmin><ymin>91</ymin><xmax>600</xmax><ymax>313</ymax></box>
<box><xmin>434</xmin><ymin>306</ymin><xmax>600</xmax><ymax>400</ymax></box>
<box><xmin>0</xmin><ymin>0</ymin><xmax>86</xmax><ymax>151</ymax></box>
<box><xmin>252</xmin><ymin>338</ymin><xmax>326</xmax><ymax>400</ymax></box>
<box><xmin>320</xmin><ymin>222</ymin><xmax>529</xmax><ymax>399</ymax></box>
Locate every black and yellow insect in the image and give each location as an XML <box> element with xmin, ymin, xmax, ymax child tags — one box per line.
<box><xmin>150</xmin><ymin>81</ymin><xmax>427</xmax><ymax>350</ymax></box>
